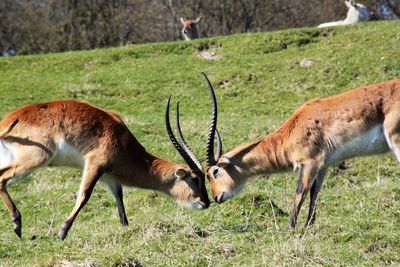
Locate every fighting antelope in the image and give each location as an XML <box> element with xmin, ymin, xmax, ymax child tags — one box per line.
<box><xmin>205</xmin><ymin>78</ymin><xmax>400</xmax><ymax>228</ymax></box>
<box><xmin>318</xmin><ymin>0</ymin><xmax>373</xmax><ymax>28</ymax></box>
<box><xmin>180</xmin><ymin>16</ymin><xmax>201</xmax><ymax>41</ymax></box>
<box><xmin>0</xmin><ymin>86</ymin><xmax>215</xmax><ymax>240</ymax></box>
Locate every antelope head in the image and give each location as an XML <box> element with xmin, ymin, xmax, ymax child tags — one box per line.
<box><xmin>165</xmin><ymin>97</ymin><xmax>209</xmax><ymax>209</ymax></box>
<box><xmin>180</xmin><ymin>16</ymin><xmax>201</xmax><ymax>41</ymax></box>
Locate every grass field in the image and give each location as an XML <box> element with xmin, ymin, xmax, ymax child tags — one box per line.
<box><xmin>1</xmin><ymin>20</ymin><xmax>400</xmax><ymax>266</ymax></box>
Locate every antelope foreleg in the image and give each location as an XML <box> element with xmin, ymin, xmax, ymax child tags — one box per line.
<box><xmin>0</xmin><ymin>165</ymin><xmax>22</xmax><ymax>237</ymax></box>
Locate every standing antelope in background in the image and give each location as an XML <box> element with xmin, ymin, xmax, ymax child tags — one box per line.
<box><xmin>180</xmin><ymin>16</ymin><xmax>201</xmax><ymax>41</ymax></box>
<box><xmin>318</xmin><ymin>0</ymin><xmax>373</xmax><ymax>28</ymax></box>
<box><xmin>0</xmin><ymin>84</ymin><xmax>216</xmax><ymax>239</ymax></box>
<box><xmin>205</xmin><ymin>78</ymin><xmax>400</xmax><ymax>228</ymax></box>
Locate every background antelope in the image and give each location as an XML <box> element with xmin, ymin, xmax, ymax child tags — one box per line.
<box><xmin>0</xmin><ymin>94</ymin><xmax>213</xmax><ymax>240</ymax></box>
<box><xmin>318</xmin><ymin>0</ymin><xmax>373</xmax><ymax>28</ymax></box>
<box><xmin>180</xmin><ymin>16</ymin><xmax>201</xmax><ymax>41</ymax></box>
<box><xmin>205</xmin><ymin>78</ymin><xmax>400</xmax><ymax>228</ymax></box>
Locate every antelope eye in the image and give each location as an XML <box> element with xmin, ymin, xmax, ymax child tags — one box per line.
<box><xmin>184</xmin><ymin>30</ymin><xmax>188</xmax><ymax>34</ymax></box>
<box><xmin>212</xmin><ymin>168</ymin><xmax>219</xmax><ymax>178</ymax></box>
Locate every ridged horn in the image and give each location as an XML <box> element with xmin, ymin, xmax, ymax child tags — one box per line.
<box><xmin>202</xmin><ymin>72</ymin><xmax>221</xmax><ymax>166</ymax></box>
<box><xmin>165</xmin><ymin>96</ymin><xmax>202</xmax><ymax>172</ymax></box>
<box><xmin>176</xmin><ymin>102</ymin><xmax>203</xmax><ymax>171</ymax></box>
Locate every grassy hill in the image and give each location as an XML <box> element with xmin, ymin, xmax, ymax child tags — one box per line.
<box><xmin>1</xmin><ymin>21</ymin><xmax>400</xmax><ymax>266</ymax></box>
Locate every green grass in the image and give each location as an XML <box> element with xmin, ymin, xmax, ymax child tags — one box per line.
<box><xmin>1</xmin><ymin>21</ymin><xmax>400</xmax><ymax>266</ymax></box>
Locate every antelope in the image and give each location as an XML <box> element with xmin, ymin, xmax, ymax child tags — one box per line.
<box><xmin>0</xmin><ymin>82</ymin><xmax>216</xmax><ymax>239</ymax></box>
<box><xmin>205</xmin><ymin>78</ymin><xmax>400</xmax><ymax>228</ymax></box>
<box><xmin>318</xmin><ymin>0</ymin><xmax>373</xmax><ymax>28</ymax></box>
<box><xmin>180</xmin><ymin>16</ymin><xmax>201</xmax><ymax>41</ymax></box>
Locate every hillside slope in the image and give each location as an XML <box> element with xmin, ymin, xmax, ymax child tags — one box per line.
<box><xmin>1</xmin><ymin>21</ymin><xmax>400</xmax><ymax>266</ymax></box>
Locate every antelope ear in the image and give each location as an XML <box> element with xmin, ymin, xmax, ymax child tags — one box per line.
<box><xmin>217</xmin><ymin>157</ymin><xmax>231</xmax><ymax>168</ymax></box>
<box><xmin>180</xmin><ymin>17</ymin><xmax>185</xmax><ymax>24</ymax></box>
<box><xmin>175</xmin><ymin>168</ymin><xmax>188</xmax><ymax>179</ymax></box>
<box><xmin>194</xmin><ymin>16</ymin><xmax>202</xmax><ymax>24</ymax></box>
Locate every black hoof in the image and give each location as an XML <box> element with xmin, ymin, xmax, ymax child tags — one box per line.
<box><xmin>305</xmin><ymin>219</ymin><xmax>315</xmax><ymax>228</ymax></box>
<box><xmin>12</xmin><ymin>211</ymin><xmax>22</xmax><ymax>238</ymax></box>
<box><xmin>14</xmin><ymin>227</ymin><xmax>22</xmax><ymax>238</ymax></box>
<box><xmin>58</xmin><ymin>221</ymin><xmax>72</xmax><ymax>240</ymax></box>
<box><xmin>121</xmin><ymin>219</ymin><xmax>129</xmax><ymax>227</ymax></box>
<box><xmin>57</xmin><ymin>230</ymin><xmax>67</xmax><ymax>240</ymax></box>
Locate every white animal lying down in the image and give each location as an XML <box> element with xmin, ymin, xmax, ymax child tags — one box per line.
<box><xmin>318</xmin><ymin>0</ymin><xmax>373</xmax><ymax>28</ymax></box>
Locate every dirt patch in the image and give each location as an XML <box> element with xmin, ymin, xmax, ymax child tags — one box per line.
<box><xmin>198</xmin><ymin>50</ymin><xmax>219</xmax><ymax>60</ymax></box>
<box><xmin>299</xmin><ymin>59</ymin><xmax>314</xmax><ymax>68</ymax></box>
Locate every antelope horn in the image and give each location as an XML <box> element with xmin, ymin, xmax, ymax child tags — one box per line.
<box><xmin>165</xmin><ymin>96</ymin><xmax>202</xmax><ymax>173</ymax></box>
<box><xmin>202</xmin><ymin>72</ymin><xmax>221</xmax><ymax>166</ymax></box>
<box><xmin>175</xmin><ymin>102</ymin><xmax>203</xmax><ymax>171</ymax></box>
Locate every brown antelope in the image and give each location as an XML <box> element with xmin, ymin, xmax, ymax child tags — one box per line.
<box><xmin>205</xmin><ymin>78</ymin><xmax>400</xmax><ymax>228</ymax></box>
<box><xmin>180</xmin><ymin>16</ymin><xmax>201</xmax><ymax>41</ymax></box>
<box><xmin>0</xmin><ymin>86</ymin><xmax>215</xmax><ymax>240</ymax></box>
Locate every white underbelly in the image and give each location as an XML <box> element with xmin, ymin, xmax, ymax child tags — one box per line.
<box><xmin>0</xmin><ymin>140</ymin><xmax>27</xmax><ymax>186</ymax></box>
<box><xmin>325</xmin><ymin>126</ymin><xmax>389</xmax><ymax>165</ymax></box>
<box><xmin>0</xmin><ymin>140</ymin><xmax>15</xmax><ymax>168</ymax></box>
<box><xmin>49</xmin><ymin>140</ymin><xmax>84</xmax><ymax>168</ymax></box>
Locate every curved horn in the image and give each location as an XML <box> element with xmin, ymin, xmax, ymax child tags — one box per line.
<box><xmin>202</xmin><ymin>72</ymin><xmax>220</xmax><ymax>166</ymax></box>
<box><xmin>176</xmin><ymin>102</ymin><xmax>203</xmax><ymax>170</ymax></box>
<box><xmin>166</xmin><ymin>96</ymin><xmax>202</xmax><ymax>172</ymax></box>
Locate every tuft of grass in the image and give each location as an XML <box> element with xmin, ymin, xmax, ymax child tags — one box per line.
<box><xmin>1</xmin><ymin>21</ymin><xmax>400</xmax><ymax>266</ymax></box>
